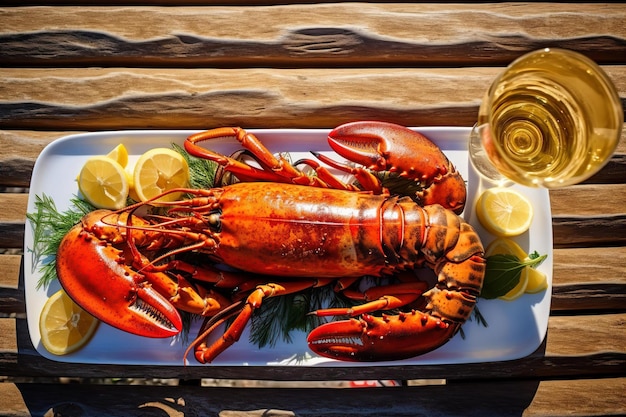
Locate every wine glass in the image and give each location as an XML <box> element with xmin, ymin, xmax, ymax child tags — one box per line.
<box><xmin>469</xmin><ymin>48</ymin><xmax>623</xmax><ymax>188</ymax></box>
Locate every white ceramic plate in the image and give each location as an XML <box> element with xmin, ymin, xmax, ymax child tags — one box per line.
<box><xmin>24</xmin><ymin>127</ymin><xmax>552</xmax><ymax>366</ymax></box>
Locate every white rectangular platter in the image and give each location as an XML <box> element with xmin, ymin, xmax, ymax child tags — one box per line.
<box><xmin>24</xmin><ymin>127</ymin><xmax>553</xmax><ymax>366</ymax></box>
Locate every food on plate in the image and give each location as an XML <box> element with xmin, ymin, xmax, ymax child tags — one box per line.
<box><xmin>52</xmin><ymin>122</ymin><xmax>486</xmax><ymax>364</ymax></box>
<box><xmin>105</xmin><ymin>143</ymin><xmax>129</xmax><ymax>168</ymax></box>
<box><xmin>132</xmin><ymin>147</ymin><xmax>190</xmax><ymax>202</ymax></box>
<box><xmin>476</xmin><ymin>188</ymin><xmax>533</xmax><ymax>237</ymax></box>
<box><xmin>78</xmin><ymin>155</ymin><xmax>129</xmax><ymax>209</ymax></box>
<box><xmin>39</xmin><ymin>289</ymin><xmax>99</xmax><ymax>355</ymax></box>
<box><xmin>498</xmin><ymin>268</ymin><xmax>529</xmax><ymax>301</ymax></box>
<box><xmin>484</xmin><ymin>237</ymin><xmax>548</xmax><ymax>300</ymax></box>
<box><xmin>485</xmin><ymin>236</ymin><xmax>528</xmax><ymax>260</ymax></box>
<box><xmin>524</xmin><ymin>264</ymin><xmax>549</xmax><ymax>293</ymax></box>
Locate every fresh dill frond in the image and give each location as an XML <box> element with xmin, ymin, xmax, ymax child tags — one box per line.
<box><xmin>171</xmin><ymin>143</ymin><xmax>219</xmax><ymax>189</ymax></box>
<box><xmin>26</xmin><ymin>194</ymin><xmax>95</xmax><ymax>289</ymax></box>
<box><xmin>249</xmin><ymin>292</ymin><xmax>310</xmax><ymax>348</ymax></box>
<box><xmin>471</xmin><ymin>304</ymin><xmax>488</xmax><ymax>328</ymax></box>
<box><xmin>458</xmin><ymin>303</ymin><xmax>488</xmax><ymax>339</ymax></box>
<box><xmin>248</xmin><ymin>284</ymin><xmax>359</xmax><ymax>349</ymax></box>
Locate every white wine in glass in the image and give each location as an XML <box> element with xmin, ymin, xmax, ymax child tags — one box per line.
<box><xmin>469</xmin><ymin>48</ymin><xmax>623</xmax><ymax>188</ymax></box>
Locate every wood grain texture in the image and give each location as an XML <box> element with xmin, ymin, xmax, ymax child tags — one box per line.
<box><xmin>1</xmin><ymin>4</ymin><xmax>625</xmax><ymax>67</ymax></box>
<box><xmin>550</xmin><ymin>184</ymin><xmax>626</xmax><ymax>216</ymax></box>
<box><xmin>0</xmin><ymin>314</ymin><xmax>624</xmax><ymax>380</ymax></box>
<box><xmin>0</xmin><ymin>378</ymin><xmax>623</xmax><ymax>417</ymax></box>
<box><xmin>1</xmin><ymin>66</ymin><xmax>625</xmax><ymax>130</ymax></box>
<box><xmin>0</xmin><ymin>67</ymin><xmax>500</xmax><ymax>129</ymax></box>
<box><xmin>1</xmin><ymin>128</ymin><xmax>624</xmax><ymax>187</ymax></box>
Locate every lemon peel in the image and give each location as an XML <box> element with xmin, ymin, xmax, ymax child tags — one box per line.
<box><xmin>39</xmin><ymin>289</ymin><xmax>99</xmax><ymax>355</ymax></box>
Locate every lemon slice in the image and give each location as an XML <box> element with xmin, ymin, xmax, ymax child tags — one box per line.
<box><xmin>499</xmin><ymin>267</ymin><xmax>529</xmax><ymax>301</ymax></box>
<box><xmin>78</xmin><ymin>156</ymin><xmax>130</xmax><ymax>209</ymax></box>
<box><xmin>39</xmin><ymin>289</ymin><xmax>99</xmax><ymax>355</ymax></box>
<box><xmin>105</xmin><ymin>143</ymin><xmax>129</xmax><ymax>168</ymax></box>
<box><xmin>476</xmin><ymin>188</ymin><xmax>533</xmax><ymax>237</ymax></box>
<box><xmin>133</xmin><ymin>148</ymin><xmax>189</xmax><ymax>202</ymax></box>
<box><xmin>525</xmin><ymin>267</ymin><xmax>549</xmax><ymax>293</ymax></box>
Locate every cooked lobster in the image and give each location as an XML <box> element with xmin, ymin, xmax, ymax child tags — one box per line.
<box><xmin>55</xmin><ymin>121</ymin><xmax>484</xmax><ymax>362</ymax></box>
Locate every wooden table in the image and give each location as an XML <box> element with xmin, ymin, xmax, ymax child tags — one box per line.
<box><xmin>1</xmin><ymin>2</ymin><xmax>625</xmax><ymax>416</ymax></box>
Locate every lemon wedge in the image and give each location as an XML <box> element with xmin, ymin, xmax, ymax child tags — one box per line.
<box><xmin>485</xmin><ymin>237</ymin><xmax>528</xmax><ymax>260</ymax></box>
<box><xmin>133</xmin><ymin>148</ymin><xmax>189</xmax><ymax>202</ymax></box>
<box><xmin>78</xmin><ymin>156</ymin><xmax>130</xmax><ymax>209</ymax></box>
<box><xmin>105</xmin><ymin>143</ymin><xmax>129</xmax><ymax>168</ymax></box>
<box><xmin>525</xmin><ymin>267</ymin><xmax>549</xmax><ymax>293</ymax></box>
<box><xmin>39</xmin><ymin>289</ymin><xmax>99</xmax><ymax>355</ymax></box>
<box><xmin>499</xmin><ymin>267</ymin><xmax>529</xmax><ymax>301</ymax></box>
<box><xmin>476</xmin><ymin>188</ymin><xmax>533</xmax><ymax>237</ymax></box>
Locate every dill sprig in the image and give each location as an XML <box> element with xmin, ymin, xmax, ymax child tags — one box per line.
<box><xmin>248</xmin><ymin>284</ymin><xmax>358</xmax><ymax>349</ymax></box>
<box><xmin>26</xmin><ymin>194</ymin><xmax>95</xmax><ymax>289</ymax></box>
<box><xmin>172</xmin><ymin>143</ymin><xmax>218</xmax><ymax>189</ymax></box>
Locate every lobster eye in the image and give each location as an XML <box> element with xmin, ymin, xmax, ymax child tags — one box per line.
<box><xmin>207</xmin><ymin>211</ymin><xmax>222</xmax><ymax>232</ymax></box>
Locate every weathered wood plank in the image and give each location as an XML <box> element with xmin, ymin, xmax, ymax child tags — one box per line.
<box><xmin>0</xmin><ymin>131</ymin><xmax>63</xmax><ymax>188</ymax></box>
<box><xmin>550</xmin><ymin>184</ymin><xmax>626</xmax><ymax>216</ymax></box>
<box><xmin>0</xmin><ymin>255</ymin><xmax>25</xmax><ymax>317</ymax></box>
<box><xmin>0</xmin><ymin>378</ymin><xmax>624</xmax><ymax>417</ymax></box>
<box><xmin>1</xmin><ymin>314</ymin><xmax>624</xmax><ymax>380</ymax></box>
<box><xmin>0</xmin><ymin>67</ymin><xmax>499</xmax><ymax>129</ymax></box>
<box><xmin>552</xmin><ymin>215</ymin><xmax>626</xmax><ymax>248</ymax></box>
<box><xmin>1</xmin><ymin>67</ymin><xmax>624</xmax><ymax>130</ymax></box>
<box><xmin>0</xmin><ymin>254</ymin><xmax>21</xmax><ymax>290</ymax></box>
<box><xmin>551</xmin><ymin>247</ymin><xmax>626</xmax><ymax>311</ymax></box>
<box><xmin>1</xmin><ymin>127</ymin><xmax>625</xmax><ymax>188</ymax></box>
<box><xmin>1</xmin><ymin>4</ymin><xmax>625</xmax><ymax>67</ymax></box>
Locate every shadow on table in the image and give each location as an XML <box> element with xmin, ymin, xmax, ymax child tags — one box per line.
<box><xmin>16</xmin><ymin>376</ymin><xmax>541</xmax><ymax>417</ymax></box>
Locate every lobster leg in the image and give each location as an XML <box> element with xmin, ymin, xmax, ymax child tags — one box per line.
<box><xmin>309</xmin><ymin>152</ymin><xmax>386</xmax><ymax>194</ymax></box>
<box><xmin>193</xmin><ymin>279</ymin><xmax>332</xmax><ymax>363</ymax></box>
<box><xmin>312</xmin><ymin>280</ymin><xmax>428</xmax><ymax>317</ymax></box>
<box><xmin>185</xmin><ymin>127</ymin><xmax>330</xmax><ymax>187</ymax></box>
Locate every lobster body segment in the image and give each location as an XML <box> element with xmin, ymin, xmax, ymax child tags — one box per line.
<box><xmin>206</xmin><ymin>183</ymin><xmax>403</xmax><ymax>278</ymax></box>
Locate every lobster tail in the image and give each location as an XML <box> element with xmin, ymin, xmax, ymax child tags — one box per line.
<box><xmin>307</xmin><ymin>202</ymin><xmax>485</xmax><ymax>362</ymax></box>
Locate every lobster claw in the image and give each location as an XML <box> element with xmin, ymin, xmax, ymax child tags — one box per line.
<box><xmin>307</xmin><ymin>312</ymin><xmax>458</xmax><ymax>362</ymax></box>
<box><xmin>56</xmin><ymin>224</ymin><xmax>183</xmax><ymax>338</ymax></box>
<box><xmin>327</xmin><ymin>121</ymin><xmax>466</xmax><ymax>214</ymax></box>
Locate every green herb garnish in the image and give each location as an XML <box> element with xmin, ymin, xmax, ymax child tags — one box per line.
<box><xmin>249</xmin><ymin>285</ymin><xmax>356</xmax><ymax>348</ymax></box>
<box><xmin>26</xmin><ymin>194</ymin><xmax>95</xmax><ymax>289</ymax></box>
<box><xmin>480</xmin><ymin>252</ymin><xmax>547</xmax><ymax>299</ymax></box>
<box><xmin>172</xmin><ymin>142</ymin><xmax>218</xmax><ymax>189</ymax></box>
